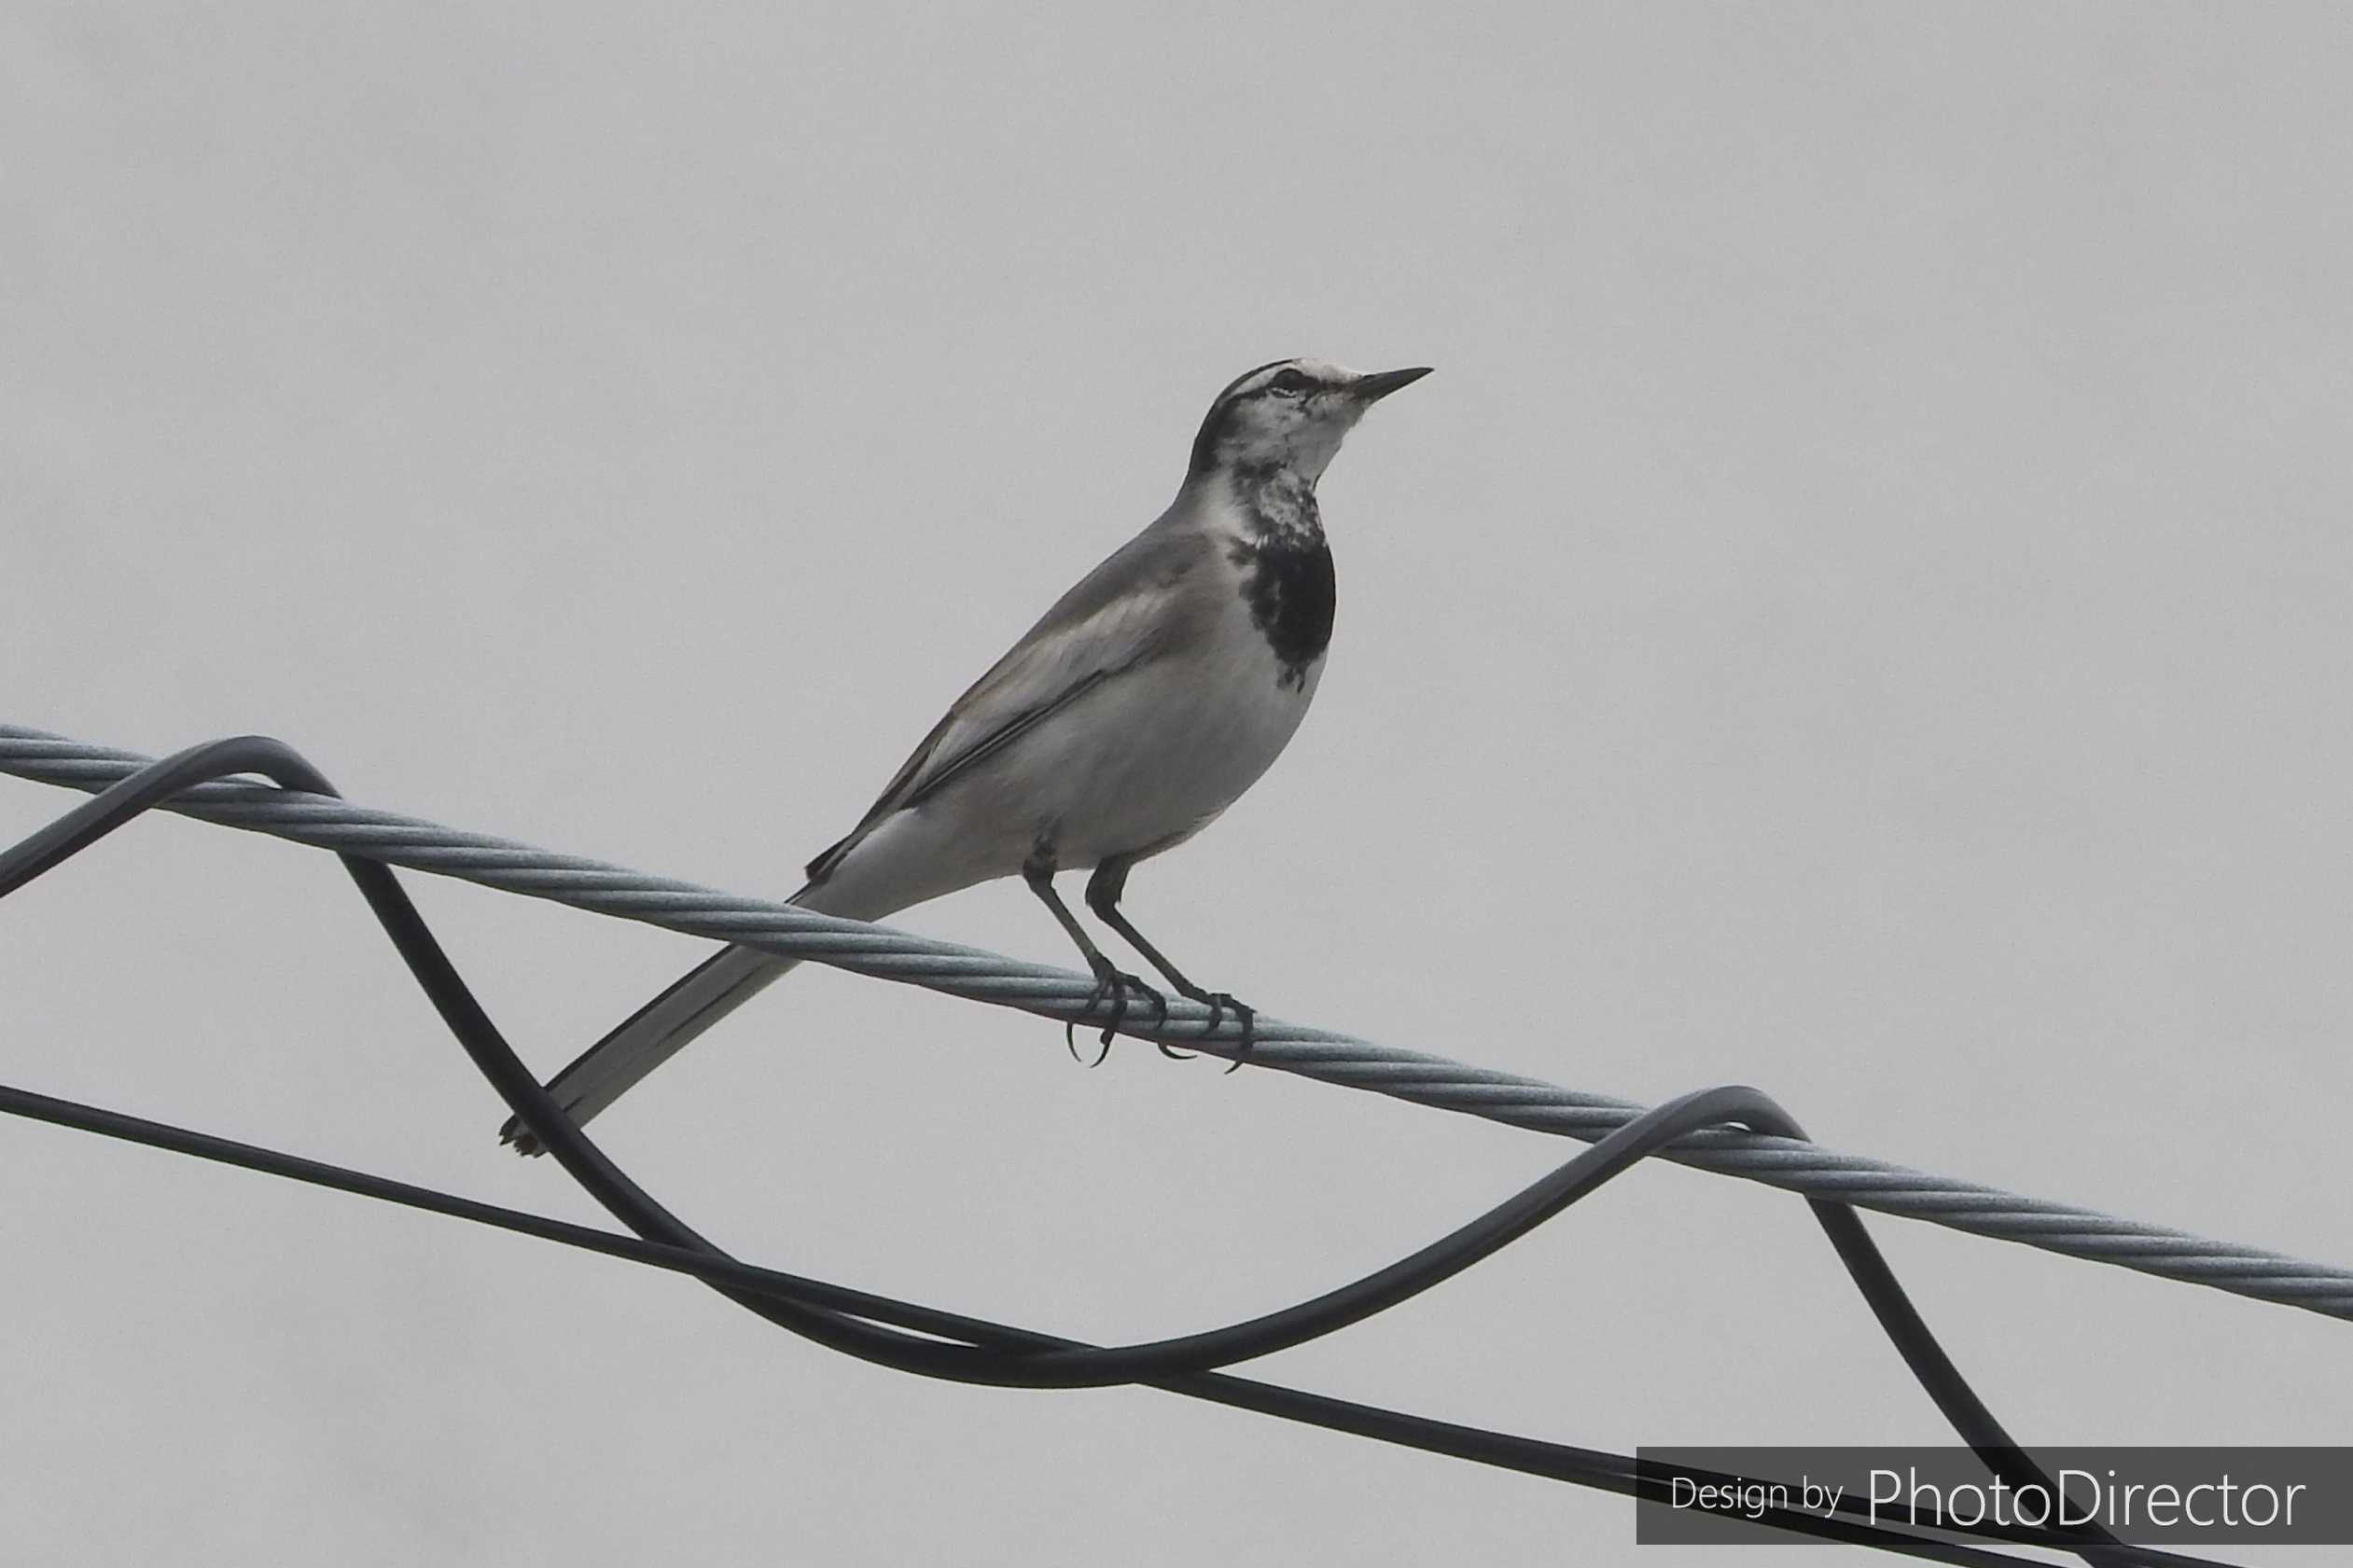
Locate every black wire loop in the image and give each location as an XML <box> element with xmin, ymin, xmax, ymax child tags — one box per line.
<box><xmin>0</xmin><ymin>734</ymin><xmax>2227</xmax><ymax>1566</ymax></box>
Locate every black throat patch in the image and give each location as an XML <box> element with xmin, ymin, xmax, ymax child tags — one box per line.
<box><xmin>1228</xmin><ymin>467</ymin><xmax>1335</xmax><ymax>690</ymax></box>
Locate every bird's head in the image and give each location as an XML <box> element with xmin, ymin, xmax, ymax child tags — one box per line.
<box><xmin>1187</xmin><ymin>358</ymin><xmax>1431</xmax><ymax>487</ymax></box>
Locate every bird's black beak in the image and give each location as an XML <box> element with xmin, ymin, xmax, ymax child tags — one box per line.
<box><xmin>1349</xmin><ymin>366</ymin><xmax>1433</xmax><ymax>404</ymax></box>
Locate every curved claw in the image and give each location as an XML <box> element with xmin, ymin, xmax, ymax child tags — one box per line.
<box><xmin>1094</xmin><ymin>971</ymin><xmax>1129</xmax><ymax>1046</ymax></box>
<box><xmin>1072</xmin><ymin>969</ymin><xmax>1119</xmax><ymax>1066</ymax></box>
<box><xmin>1200</xmin><ymin>992</ymin><xmax>1256</xmax><ymax>1075</ymax></box>
<box><xmin>1136</xmin><ymin>987</ymin><xmax>1184</xmax><ymax>1057</ymax></box>
<box><xmin>1066</xmin><ymin>963</ymin><xmax>1163</xmax><ymax>1066</ymax></box>
<box><xmin>1068</xmin><ymin>968</ymin><xmax>1115</xmax><ymax>1065</ymax></box>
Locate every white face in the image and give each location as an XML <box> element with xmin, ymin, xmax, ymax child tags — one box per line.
<box><xmin>1194</xmin><ymin>358</ymin><xmax>1373</xmax><ymax>483</ymax></box>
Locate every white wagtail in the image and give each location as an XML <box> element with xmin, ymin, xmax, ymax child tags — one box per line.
<box><xmin>503</xmin><ymin>358</ymin><xmax>1429</xmax><ymax>1154</ymax></box>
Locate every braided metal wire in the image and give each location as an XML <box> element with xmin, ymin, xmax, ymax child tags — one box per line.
<box><xmin>6</xmin><ymin>721</ymin><xmax>2347</xmax><ymax>1323</ymax></box>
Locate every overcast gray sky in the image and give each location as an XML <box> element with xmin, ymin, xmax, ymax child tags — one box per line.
<box><xmin>5</xmin><ymin>5</ymin><xmax>2349</xmax><ymax>1564</ymax></box>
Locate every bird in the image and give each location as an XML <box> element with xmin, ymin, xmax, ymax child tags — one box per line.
<box><xmin>502</xmin><ymin>356</ymin><xmax>1430</xmax><ymax>1155</ymax></box>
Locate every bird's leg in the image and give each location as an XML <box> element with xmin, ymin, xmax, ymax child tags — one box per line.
<box><xmin>1023</xmin><ymin>855</ymin><xmax>1163</xmax><ymax>1064</ymax></box>
<box><xmin>1085</xmin><ymin>859</ymin><xmax>1256</xmax><ymax>1071</ymax></box>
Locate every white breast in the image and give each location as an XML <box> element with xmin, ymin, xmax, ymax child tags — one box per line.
<box><xmin>809</xmin><ymin>529</ymin><xmax>1329</xmax><ymax>920</ymax></box>
<box><xmin>1033</xmin><ymin>561</ymin><xmax>1324</xmax><ymax>867</ymax></box>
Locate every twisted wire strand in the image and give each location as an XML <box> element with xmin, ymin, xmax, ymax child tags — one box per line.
<box><xmin>6</xmin><ymin>733</ymin><xmax>2182</xmax><ymax>1567</ymax></box>
<box><xmin>5</xmin><ymin>722</ymin><xmax>2346</xmax><ymax>1322</ymax></box>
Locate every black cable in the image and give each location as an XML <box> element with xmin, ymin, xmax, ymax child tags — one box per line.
<box><xmin>0</xmin><ymin>735</ymin><xmax>2223</xmax><ymax>1565</ymax></box>
<box><xmin>5</xmin><ymin>1080</ymin><xmax>2215</xmax><ymax>1567</ymax></box>
<box><xmin>22</xmin><ymin>740</ymin><xmax>1790</xmax><ymax>1390</ymax></box>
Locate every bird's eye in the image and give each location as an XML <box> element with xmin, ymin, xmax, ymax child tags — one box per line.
<box><xmin>1267</xmin><ymin>369</ymin><xmax>1311</xmax><ymax>398</ymax></box>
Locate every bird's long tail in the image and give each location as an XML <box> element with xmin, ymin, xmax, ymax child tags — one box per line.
<box><xmin>499</xmin><ymin>940</ymin><xmax>795</xmax><ymax>1156</ymax></box>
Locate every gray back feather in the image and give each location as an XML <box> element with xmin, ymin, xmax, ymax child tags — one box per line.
<box><xmin>804</xmin><ymin>505</ymin><xmax>1220</xmax><ymax>883</ymax></box>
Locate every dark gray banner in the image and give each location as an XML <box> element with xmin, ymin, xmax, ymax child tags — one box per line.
<box><xmin>1635</xmin><ymin>1447</ymin><xmax>2353</xmax><ymax>1547</ymax></box>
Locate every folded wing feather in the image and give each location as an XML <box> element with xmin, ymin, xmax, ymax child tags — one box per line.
<box><xmin>804</xmin><ymin>516</ymin><xmax>1217</xmax><ymax>885</ymax></box>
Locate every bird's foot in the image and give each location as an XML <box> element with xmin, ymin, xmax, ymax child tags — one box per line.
<box><xmin>1063</xmin><ymin>958</ymin><xmax>1166</xmax><ymax>1066</ymax></box>
<box><xmin>1191</xmin><ymin>991</ymin><xmax>1256</xmax><ymax>1074</ymax></box>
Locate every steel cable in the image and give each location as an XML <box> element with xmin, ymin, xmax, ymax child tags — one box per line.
<box><xmin>0</xmin><ymin>728</ymin><xmax>2217</xmax><ymax>1563</ymax></box>
<box><xmin>3</xmin><ymin>722</ymin><xmax>2343</xmax><ymax>1322</ymax></box>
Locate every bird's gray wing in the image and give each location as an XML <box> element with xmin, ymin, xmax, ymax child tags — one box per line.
<box><xmin>804</xmin><ymin>518</ymin><xmax>1218</xmax><ymax>884</ymax></box>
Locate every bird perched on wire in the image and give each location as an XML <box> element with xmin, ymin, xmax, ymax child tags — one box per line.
<box><xmin>503</xmin><ymin>357</ymin><xmax>1429</xmax><ymax>1154</ymax></box>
